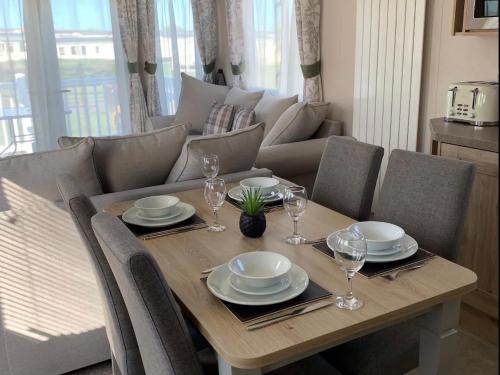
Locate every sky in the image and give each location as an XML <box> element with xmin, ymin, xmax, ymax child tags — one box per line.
<box><xmin>1</xmin><ymin>0</ymin><xmax>112</xmax><ymax>30</ymax></box>
<box><xmin>0</xmin><ymin>0</ymin><xmax>281</xmax><ymax>32</ymax></box>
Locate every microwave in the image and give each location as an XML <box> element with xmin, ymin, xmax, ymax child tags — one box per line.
<box><xmin>464</xmin><ymin>0</ymin><xmax>499</xmax><ymax>30</ymax></box>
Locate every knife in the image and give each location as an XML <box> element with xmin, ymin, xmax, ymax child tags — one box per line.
<box><xmin>246</xmin><ymin>299</ymin><xmax>334</xmax><ymax>331</ymax></box>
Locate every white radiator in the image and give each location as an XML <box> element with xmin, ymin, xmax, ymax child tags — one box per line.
<box><xmin>352</xmin><ymin>0</ymin><xmax>426</xmax><ymax>195</ymax></box>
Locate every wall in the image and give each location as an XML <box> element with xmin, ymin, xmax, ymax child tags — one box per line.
<box><xmin>418</xmin><ymin>0</ymin><xmax>499</xmax><ymax>153</ymax></box>
<box><xmin>321</xmin><ymin>0</ymin><xmax>357</xmax><ymax>136</ymax></box>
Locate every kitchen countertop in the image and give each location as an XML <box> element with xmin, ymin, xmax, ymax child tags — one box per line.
<box><xmin>430</xmin><ymin>118</ymin><xmax>499</xmax><ymax>153</ymax></box>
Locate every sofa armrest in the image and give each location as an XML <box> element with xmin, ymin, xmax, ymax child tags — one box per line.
<box><xmin>312</xmin><ymin>119</ymin><xmax>343</xmax><ymax>139</ymax></box>
<box><xmin>149</xmin><ymin>115</ymin><xmax>176</xmax><ymax>130</ymax></box>
<box><xmin>256</xmin><ymin>138</ymin><xmax>328</xmax><ymax>178</ymax></box>
<box><xmin>91</xmin><ymin>168</ymin><xmax>273</xmax><ymax>209</ymax></box>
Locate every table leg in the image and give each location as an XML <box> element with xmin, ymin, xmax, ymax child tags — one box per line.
<box><xmin>217</xmin><ymin>354</ymin><xmax>262</xmax><ymax>375</ymax></box>
<box><xmin>417</xmin><ymin>298</ymin><xmax>460</xmax><ymax>375</ymax></box>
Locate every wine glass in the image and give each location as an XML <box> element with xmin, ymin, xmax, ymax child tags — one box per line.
<box><xmin>283</xmin><ymin>186</ymin><xmax>308</xmax><ymax>245</ymax></box>
<box><xmin>204</xmin><ymin>178</ymin><xmax>226</xmax><ymax>232</ymax></box>
<box><xmin>202</xmin><ymin>154</ymin><xmax>219</xmax><ymax>179</ymax></box>
<box><xmin>330</xmin><ymin>228</ymin><xmax>367</xmax><ymax>310</ymax></box>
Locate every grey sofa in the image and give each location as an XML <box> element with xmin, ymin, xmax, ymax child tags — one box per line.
<box><xmin>0</xmin><ymin>145</ymin><xmax>272</xmax><ymax>375</ymax></box>
<box><xmin>150</xmin><ymin>115</ymin><xmax>343</xmax><ymax>193</ymax></box>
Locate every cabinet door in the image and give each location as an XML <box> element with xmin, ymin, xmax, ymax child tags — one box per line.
<box><xmin>441</xmin><ymin>143</ymin><xmax>499</xmax><ymax>308</ymax></box>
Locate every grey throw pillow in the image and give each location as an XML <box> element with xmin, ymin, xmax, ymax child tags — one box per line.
<box><xmin>174</xmin><ymin>73</ymin><xmax>230</xmax><ymax>133</ymax></box>
<box><xmin>60</xmin><ymin>123</ymin><xmax>190</xmax><ymax>193</ymax></box>
<box><xmin>224</xmin><ymin>87</ymin><xmax>264</xmax><ymax>110</ymax></box>
<box><xmin>0</xmin><ymin>138</ymin><xmax>101</xmax><ymax>207</ymax></box>
<box><xmin>166</xmin><ymin>123</ymin><xmax>265</xmax><ymax>183</ymax></box>
<box><xmin>254</xmin><ymin>93</ymin><xmax>298</xmax><ymax>136</ymax></box>
<box><xmin>262</xmin><ymin>102</ymin><xmax>330</xmax><ymax>147</ymax></box>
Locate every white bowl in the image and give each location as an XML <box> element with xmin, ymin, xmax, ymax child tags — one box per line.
<box><xmin>228</xmin><ymin>251</ymin><xmax>292</xmax><ymax>288</ymax></box>
<box><xmin>134</xmin><ymin>195</ymin><xmax>180</xmax><ymax>218</ymax></box>
<box><xmin>240</xmin><ymin>177</ymin><xmax>280</xmax><ymax>196</ymax></box>
<box><xmin>349</xmin><ymin>221</ymin><xmax>405</xmax><ymax>251</ymax></box>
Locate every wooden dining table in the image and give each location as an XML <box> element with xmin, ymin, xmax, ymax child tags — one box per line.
<box><xmin>105</xmin><ymin>183</ymin><xmax>477</xmax><ymax>375</ymax></box>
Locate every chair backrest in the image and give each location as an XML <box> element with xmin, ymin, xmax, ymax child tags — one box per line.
<box><xmin>56</xmin><ymin>174</ymin><xmax>145</xmax><ymax>375</ymax></box>
<box><xmin>91</xmin><ymin>212</ymin><xmax>203</xmax><ymax>375</ymax></box>
<box><xmin>375</xmin><ymin>150</ymin><xmax>475</xmax><ymax>261</ymax></box>
<box><xmin>312</xmin><ymin>136</ymin><xmax>384</xmax><ymax>220</ymax></box>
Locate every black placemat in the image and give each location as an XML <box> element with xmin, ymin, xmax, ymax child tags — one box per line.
<box><xmin>226</xmin><ymin>196</ymin><xmax>284</xmax><ymax>212</ymax></box>
<box><xmin>204</xmin><ymin>278</ymin><xmax>332</xmax><ymax>323</ymax></box>
<box><xmin>119</xmin><ymin>214</ymin><xmax>207</xmax><ymax>240</ymax></box>
<box><xmin>312</xmin><ymin>241</ymin><xmax>435</xmax><ymax>278</ymax></box>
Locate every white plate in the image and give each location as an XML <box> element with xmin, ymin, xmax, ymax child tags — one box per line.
<box><xmin>122</xmin><ymin>202</ymin><xmax>196</xmax><ymax>228</ymax></box>
<box><xmin>136</xmin><ymin>207</ymin><xmax>183</xmax><ymax>221</ymax></box>
<box><xmin>365</xmin><ymin>234</ymin><xmax>418</xmax><ymax>263</ymax></box>
<box><xmin>229</xmin><ymin>273</ymin><xmax>292</xmax><ymax>296</ymax></box>
<box><xmin>207</xmin><ymin>263</ymin><xmax>309</xmax><ymax>306</ymax></box>
<box><xmin>228</xmin><ymin>184</ymin><xmax>285</xmax><ymax>203</ymax></box>
<box><xmin>367</xmin><ymin>245</ymin><xmax>402</xmax><ymax>256</ymax></box>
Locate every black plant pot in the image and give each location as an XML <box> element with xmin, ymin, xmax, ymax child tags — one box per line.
<box><xmin>239</xmin><ymin>212</ymin><xmax>266</xmax><ymax>238</ymax></box>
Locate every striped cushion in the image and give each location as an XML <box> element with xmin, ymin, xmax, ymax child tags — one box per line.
<box><xmin>203</xmin><ymin>103</ymin><xmax>235</xmax><ymax>135</ymax></box>
<box><xmin>231</xmin><ymin>109</ymin><xmax>255</xmax><ymax>131</ymax></box>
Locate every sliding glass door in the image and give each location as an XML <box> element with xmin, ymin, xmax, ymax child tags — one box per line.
<box><xmin>0</xmin><ymin>0</ymin><xmax>129</xmax><ymax>156</ymax></box>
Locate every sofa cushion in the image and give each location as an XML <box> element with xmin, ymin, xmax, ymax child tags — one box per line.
<box><xmin>0</xmin><ymin>138</ymin><xmax>101</xmax><ymax>209</ymax></box>
<box><xmin>262</xmin><ymin>102</ymin><xmax>330</xmax><ymax>147</ymax></box>
<box><xmin>166</xmin><ymin>123</ymin><xmax>265</xmax><ymax>183</ymax></box>
<box><xmin>59</xmin><ymin>124</ymin><xmax>190</xmax><ymax>193</ymax></box>
<box><xmin>254</xmin><ymin>93</ymin><xmax>298</xmax><ymax>136</ymax></box>
<box><xmin>174</xmin><ymin>73</ymin><xmax>230</xmax><ymax>133</ymax></box>
<box><xmin>203</xmin><ymin>103</ymin><xmax>235</xmax><ymax>135</ymax></box>
<box><xmin>231</xmin><ymin>109</ymin><xmax>255</xmax><ymax>131</ymax></box>
<box><xmin>224</xmin><ymin>87</ymin><xmax>264</xmax><ymax>110</ymax></box>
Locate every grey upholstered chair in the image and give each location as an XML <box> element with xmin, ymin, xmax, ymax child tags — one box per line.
<box><xmin>311</xmin><ymin>136</ymin><xmax>384</xmax><ymax>220</ymax></box>
<box><xmin>322</xmin><ymin>149</ymin><xmax>475</xmax><ymax>375</ymax></box>
<box><xmin>91</xmin><ymin>212</ymin><xmax>204</xmax><ymax>375</ymax></box>
<box><xmin>57</xmin><ymin>174</ymin><xmax>145</xmax><ymax>375</ymax></box>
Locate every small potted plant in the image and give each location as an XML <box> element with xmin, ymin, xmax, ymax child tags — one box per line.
<box><xmin>239</xmin><ymin>189</ymin><xmax>266</xmax><ymax>238</ymax></box>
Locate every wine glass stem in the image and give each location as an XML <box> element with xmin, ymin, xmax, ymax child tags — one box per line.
<box><xmin>346</xmin><ymin>272</ymin><xmax>355</xmax><ymax>300</ymax></box>
<box><xmin>213</xmin><ymin>208</ymin><xmax>219</xmax><ymax>226</ymax></box>
<box><xmin>293</xmin><ymin>217</ymin><xmax>298</xmax><ymax>236</ymax></box>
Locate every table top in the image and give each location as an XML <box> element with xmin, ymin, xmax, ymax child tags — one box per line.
<box><xmin>105</xmin><ymin>184</ymin><xmax>477</xmax><ymax>370</ymax></box>
<box><xmin>430</xmin><ymin>117</ymin><xmax>499</xmax><ymax>153</ymax></box>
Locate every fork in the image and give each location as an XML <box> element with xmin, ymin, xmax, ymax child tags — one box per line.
<box><xmin>383</xmin><ymin>263</ymin><xmax>426</xmax><ymax>280</ymax></box>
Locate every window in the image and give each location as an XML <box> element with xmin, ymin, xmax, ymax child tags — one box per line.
<box><xmin>95</xmin><ymin>45</ymin><xmax>99</xmax><ymax>53</ymax></box>
<box><xmin>0</xmin><ymin>43</ymin><xmax>4</xmax><ymax>54</ymax></box>
<box><xmin>156</xmin><ymin>0</ymin><xmax>203</xmax><ymax>115</ymax></box>
<box><xmin>242</xmin><ymin>0</ymin><xmax>303</xmax><ymax>97</ymax></box>
<box><xmin>0</xmin><ymin>0</ymin><xmax>129</xmax><ymax>156</ymax></box>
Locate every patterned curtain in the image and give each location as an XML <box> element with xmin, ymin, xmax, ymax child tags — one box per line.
<box><xmin>191</xmin><ymin>0</ymin><xmax>218</xmax><ymax>83</ymax></box>
<box><xmin>295</xmin><ymin>0</ymin><xmax>323</xmax><ymax>102</ymax></box>
<box><xmin>225</xmin><ymin>0</ymin><xmax>245</xmax><ymax>88</ymax></box>
<box><xmin>115</xmin><ymin>0</ymin><xmax>148</xmax><ymax>132</ymax></box>
<box><xmin>138</xmin><ymin>0</ymin><xmax>161</xmax><ymax>116</ymax></box>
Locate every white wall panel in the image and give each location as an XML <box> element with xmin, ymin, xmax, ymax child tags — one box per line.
<box><xmin>353</xmin><ymin>0</ymin><xmax>427</xmax><ymax>200</ymax></box>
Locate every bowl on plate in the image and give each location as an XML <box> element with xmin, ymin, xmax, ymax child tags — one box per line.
<box><xmin>349</xmin><ymin>221</ymin><xmax>404</xmax><ymax>251</ymax></box>
<box><xmin>240</xmin><ymin>177</ymin><xmax>279</xmax><ymax>196</ymax></box>
<box><xmin>134</xmin><ymin>195</ymin><xmax>180</xmax><ymax>218</ymax></box>
<box><xmin>228</xmin><ymin>251</ymin><xmax>292</xmax><ymax>288</ymax></box>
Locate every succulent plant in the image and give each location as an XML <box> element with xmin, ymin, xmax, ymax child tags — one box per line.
<box><xmin>239</xmin><ymin>188</ymin><xmax>265</xmax><ymax>217</ymax></box>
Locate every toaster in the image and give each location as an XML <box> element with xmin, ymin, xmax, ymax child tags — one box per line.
<box><xmin>445</xmin><ymin>81</ymin><xmax>498</xmax><ymax>126</ymax></box>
